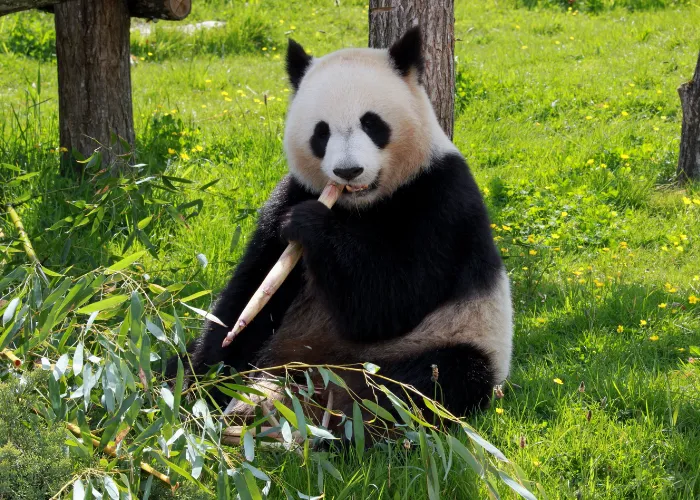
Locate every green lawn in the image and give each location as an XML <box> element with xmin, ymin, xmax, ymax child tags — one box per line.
<box><xmin>1</xmin><ymin>1</ymin><xmax>700</xmax><ymax>498</ymax></box>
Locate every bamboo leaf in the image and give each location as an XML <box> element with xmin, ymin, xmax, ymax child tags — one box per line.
<box><xmin>352</xmin><ymin>401</ymin><xmax>365</xmax><ymax>462</ymax></box>
<box><xmin>273</xmin><ymin>400</ymin><xmax>298</xmax><ymax>428</ymax></box>
<box><xmin>361</xmin><ymin>399</ymin><xmax>396</xmax><ymax>423</ymax></box>
<box><xmin>243</xmin><ymin>429</ymin><xmax>255</xmax><ymax>462</ymax></box>
<box><xmin>105</xmin><ymin>251</ymin><xmax>147</xmax><ymax>273</ymax></box>
<box><xmin>498</xmin><ymin>471</ymin><xmax>537</xmax><ymax>500</ymax></box>
<box><xmin>2</xmin><ymin>297</ymin><xmax>19</xmax><ymax>326</ymax></box>
<box><xmin>180</xmin><ymin>302</ymin><xmax>227</xmax><ymax>327</ymax></box>
<box><xmin>462</xmin><ymin>424</ymin><xmax>508</xmax><ymax>462</ymax></box>
<box><xmin>75</xmin><ymin>295</ymin><xmax>129</xmax><ymax>314</ymax></box>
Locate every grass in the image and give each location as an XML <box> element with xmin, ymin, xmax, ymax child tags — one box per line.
<box><xmin>1</xmin><ymin>0</ymin><xmax>700</xmax><ymax>498</ymax></box>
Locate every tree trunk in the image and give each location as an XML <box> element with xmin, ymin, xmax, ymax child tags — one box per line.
<box><xmin>0</xmin><ymin>0</ymin><xmax>66</xmax><ymax>15</ymax></box>
<box><xmin>2</xmin><ymin>0</ymin><xmax>191</xmax><ymax>19</ymax></box>
<box><xmin>678</xmin><ymin>49</ymin><xmax>700</xmax><ymax>183</ymax></box>
<box><xmin>368</xmin><ymin>0</ymin><xmax>455</xmax><ymax>140</ymax></box>
<box><xmin>127</xmin><ymin>0</ymin><xmax>190</xmax><ymax>20</ymax></box>
<box><xmin>54</xmin><ymin>0</ymin><xmax>134</xmax><ymax>172</ymax></box>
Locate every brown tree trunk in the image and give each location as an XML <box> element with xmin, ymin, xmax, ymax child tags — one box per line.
<box><xmin>0</xmin><ymin>0</ymin><xmax>66</xmax><ymax>15</ymax></box>
<box><xmin>2</xmin><ymin>0</ymin><xmax>191</xmax><ymax>19</ymax></box>
<box><xmin>54</xmin><ymin>0</ymin><xmax>134</xmax><ymax>172</ymax></box>
<box><xmin>368</xmin><ymin>0</ymin><xmax>455</xmax><ymax>140</ymax></box>
<box><xmin>678</xmin><ymin>49</ymin><xmax>700</xmax><ymax>183</ymax></box>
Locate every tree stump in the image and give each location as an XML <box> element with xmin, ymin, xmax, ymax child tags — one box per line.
<box><xmin>678</xmin><ymin>50</ymin><xmax>700</xmax><ymax>183</ymax></box>
<box><xmin>54</xmin><ymin>0</ymin><xmax>134</xmax><ymax>172</ymax></box>
<box><xmin>368</xmin><ymin>0</ymin><xmax>455</xmax><ymax>140</ymax></box>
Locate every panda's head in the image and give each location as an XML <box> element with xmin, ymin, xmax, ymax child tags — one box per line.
<box><xmin>283</xmin><ymin>27</ymin><xmax>452</xmax><ymax>207</ymax></box>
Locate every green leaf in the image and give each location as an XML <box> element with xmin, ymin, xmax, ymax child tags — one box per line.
<box><xmin>217</xmin><ymin>450</ymin><xmax>230</xmax><ymax>500</ymax></box>
<box><xmin>105</xmin><ymin>251</ymin><xmax>147</xmax><ymax>274</ymax></box>
<box><xmin>498</xmin><ymin>471</ymin><xmax>537</xmax><ymax>500</ymax></box>
<box><xmin>273</xmin><ymin>400</ymin><xmax>298</xmax><ymax>428</ymax></box>
<box><xmin>291</xmin><ymin>394</ymin><xmax>308</xmax><ymax>439</ymax></box>
<box><xmin>352</xmin><ymin>401</ymin><xmax>365</xmax><ymax>462</ymax></box>
<box><xmin>362</xmin><ymin>399</ymin><xmax>396</xmax><ymax>423</ymax></box>
<box><xmin>447</xmin><ymin>435</ymin><xmax>484</xmax><ymax>477</ymax></box>
<box><xmin>243</xmin><ymin>429</ymin><xmax>255</xmax><ymax>462</ymax></box>
<box><xmin>179</xmin><ymin>290</ymin><xmax>212</xmax><ymax>303</ymax></box>
<box><xmin>75</xmin><ymin>295</ymin><xmax>129</xmax><ymax>314</ymax></box>
<box><xmin>137</xmin><ymin>216</ymin><xmax>153</xmax><ymax>230</ymax></box>
<box><xmin>173</xmin><ymin>358</ymin><xmax>183</xmax><ymax>420</ymax></box>
<box><xmin>462</xmin><ymin>424</ymin><xmax>508</xmax><ymax>462</ymax></box>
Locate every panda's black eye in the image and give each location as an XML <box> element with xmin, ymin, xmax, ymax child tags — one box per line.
<box><xmin>310</xmin><ymin>121</ymin><xmax>330</xmax><ymax>158</ymax></box>
<box><xmin>360</xmin><ymin>112</ymin><xmax>391</xmax><ymax>149</ymax></box>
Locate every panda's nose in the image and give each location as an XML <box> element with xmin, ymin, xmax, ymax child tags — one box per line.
<box><xmin>333</xmin><ymin>166</ymin><xmax>364</xmax><ymax>181</ymax></box>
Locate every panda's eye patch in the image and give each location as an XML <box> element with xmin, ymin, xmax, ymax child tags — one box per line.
<box><xmin>360</xmin><ymin>112</ymin><xmax>391</xmax><ymax>149</ymax></box>
<box><xmin>310</xmin><ymin>121</ymin><xmax>330</xmax><ymax>158</ymax></box>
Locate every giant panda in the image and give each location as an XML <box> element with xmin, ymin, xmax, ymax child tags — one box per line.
<box><xmin>175</xmin><ymin>27</ymin><xmax>513</xmax><ymax>426</ymax></box>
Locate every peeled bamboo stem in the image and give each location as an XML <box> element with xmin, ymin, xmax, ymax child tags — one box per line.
<box><xmin>0</xmin><ymin>349</ymin><xmax>21</xmax><ymax>367</ymax></box>
<box><xmin>222</xmin><ymin>182</ymin><xmax>344</xmax><ymax>347</ymax></box>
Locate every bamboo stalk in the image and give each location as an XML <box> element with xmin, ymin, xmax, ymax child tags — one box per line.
<box><xmin>65</xmin><ymin>422</ymin><xmax>174</xmax><ymax>489</ymax></box>
<box><xmin>5</xmin><ymin>204</ymin><xmax>49</xmax><ymax>285</ymax></box>
<box><xmin>222</xmin><ymin>182</ymin><xmax>344</xmax><ymax>347</ymax></box>
<box><xmin>0</xmin><ymin>349</ymin><xmax>21</xmax><ymax>367</ymax></box>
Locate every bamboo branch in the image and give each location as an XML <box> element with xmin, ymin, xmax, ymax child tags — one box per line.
<box><xmin>222</xmin><ymin>182</ymin><xmax>344</xmax><ymax>347</ymax></box>
<box><xmin>0</xmin><ymin>349</ymin><xmax>21</xmax><ymax>367</ymax></box>
<box><xmin>5</xmin><ymin>204</ymin><xmax>49</xmax><ymax>285</ymax></box>
<box><xmin>65</xmin><ymin>422</ymin><xmax>175</xmax><ymax>489</ymax></box>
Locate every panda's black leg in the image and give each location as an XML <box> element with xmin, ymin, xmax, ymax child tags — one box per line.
<box><xmin>377</xmin><ymin>343</ymin><xmax>496</xmax><ymax>417</ymax></box>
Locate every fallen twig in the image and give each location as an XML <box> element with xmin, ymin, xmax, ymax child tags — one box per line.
<box><xmin>65</xmin><ymin>422</ymin><xmax>175</xmax><ymax>490</ymax></box>
<box><xmin>222</xmin><ymin>182</ymin><xmax>343</xmax><ymax>347</ymax></box>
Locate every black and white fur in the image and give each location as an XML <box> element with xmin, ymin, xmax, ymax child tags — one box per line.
<box><xmin>172</xmin><ymin>27</ymin><xmax>513</xmax><ymax>423</ymax></box>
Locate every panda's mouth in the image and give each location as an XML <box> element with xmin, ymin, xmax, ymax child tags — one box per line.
<box><xmin>344</xmin><ymin>180</ymin><xmax>379</xmax><ymax>196</ymax></box>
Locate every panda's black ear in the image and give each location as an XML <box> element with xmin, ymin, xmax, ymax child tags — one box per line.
<box><xmin>388</xmin><ymin>26</ymin><xmax>424</xmax><ymax>79</ymax></box>
<box><xmin>286</xmin><ymin>39</ymin><xmax>312</xmax><ymax>91</ymax></box>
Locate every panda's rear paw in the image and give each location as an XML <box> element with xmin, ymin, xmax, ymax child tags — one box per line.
<box><xmin>280</xmin><ymin>200</ymin><xmax>331</xmax><ymax>243</ymax></box>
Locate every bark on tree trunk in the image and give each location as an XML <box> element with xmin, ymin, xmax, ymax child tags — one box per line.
<box><xmin>54</xmin><ymin>0</ymin><xmax>134</xmax><ymax>172</ymax></box>
<box><xmin>2</xmin><ymin>0</ymin><xmax>191</xmax><ymax>20</ymax></box>
<box><xmin>0</xmin><ymin>0</ymin><xmax>65</xmax><ymax>15</ymax></box>
<box><xmin>678</xmin><ymin>49</ymin><xmax>700</xmax><ymax>183</ymax></box>
<box><xmin>368</xmin><ymin>0</ymin><xmax>455</xmax><ymax>140</ymax></box>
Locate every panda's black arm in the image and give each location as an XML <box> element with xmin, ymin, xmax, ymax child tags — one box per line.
<box><xmin>280</xmin><ymin>155</ymin><xmax>502</xmax><ymax>344</ymax></box>
<box><xmin>187</xmin><ymin>177</ymin><xmax>313</xmax><ymax>373</ymax></box>
<box><xmin>280</xmin><ymin>199</ymin><xmax>462</xmax><ymax>343</ymax></box>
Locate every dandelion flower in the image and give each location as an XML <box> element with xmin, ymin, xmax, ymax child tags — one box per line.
<box><xmin>496</xmin><ymin>407</ymin><xmax>504</xmax><ymax>414</ymax></box>
<box><xmin>689</xmin><ymin>295</ymin><xmax>698</xmax><ymax>305</ymax></box>
<box><xmin>649</xmin><ymin>335</ymin><xmax>659</xmax><ymax>341</ymax></box>
<box><xmin>617</xmin><ymin>325</ymin><xmax>624</xmax><ymax>333</ymax></box>
<box><xmin>529</xmin><ymin>249</ymin><xmax>537</xmax><ymax>256</ymax></box>
<box><xmin>621</xmin><ymin>111</ymin><xmax>629</xmax><ymax>117</ymax></box>
<box><xmin>221</xmin><ymin>91</ymin><xmax>229</xmax><ymax>96</ymax></box>
<box><xmin>586</xmin><ymin>159</ymin><xmax>595</xmax><ymax>165</ymax></box>
<box><xmin>521</xmin><ymin>45</ymin><xmax>528</xmax><ymax>50</ymax></box>
<box><xmin>640</xmin><ymin>319</ymin><xmax>647</xmax><ymax>326</ymax></box>
<box><xmin>167</xmin><ymin>148</ymin><xmax>176</xmax><ymax>155</ymax></box>
<box><xmin>620</xmin><ymin>154</ymin><xmax>630</xmax><ymax>159</ymax></box>
<box><xmin>180</xmin><ymin>152</ymin><xmax>190</xmax><ymax>161</ymax></box>
<box><xmin>553</xmin><ymin>378</ymin><xmax>564</xmax><ymax>385</ymax></box>
<box><xmin>586</xmin><ymin>116</ymin><xmax>593</xmax><ymax>120</ymax></box>
<box><xmin>658</xmin><ymin>303</ymin><xmax>667</xmax><ymax>309</ymax></box>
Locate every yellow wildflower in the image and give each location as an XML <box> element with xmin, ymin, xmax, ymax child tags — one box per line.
<box><xmin>553</xmin><ymin>378</ymin><xmax>564</xmax><ymax>385</ymax></box>
<box><xmin>617</xmin><ymin>325</ymin><xmax>624</xmax><ymax>333</ymax></box>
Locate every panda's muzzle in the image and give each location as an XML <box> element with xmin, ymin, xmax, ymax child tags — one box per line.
<box><xmin>333</xmin><ymin>166</ymin><xmax>364</xmax><ymax>182</ymax></box>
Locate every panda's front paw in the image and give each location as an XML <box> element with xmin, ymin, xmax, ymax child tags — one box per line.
<box><xmin>280</xmin><ymin>200</ymin><xmax>331</xmax><ymax>243</ymax></box>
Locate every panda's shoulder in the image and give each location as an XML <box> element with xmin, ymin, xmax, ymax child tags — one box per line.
<box><xmin>261</xmin><ymin>175</ymin><xmax>314</xmax><ymax>217</ymax></box>
<box><xmin>405</xmin><ymin>151</ymin><xmax>482</xmax><ymax>208</ymax></box>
